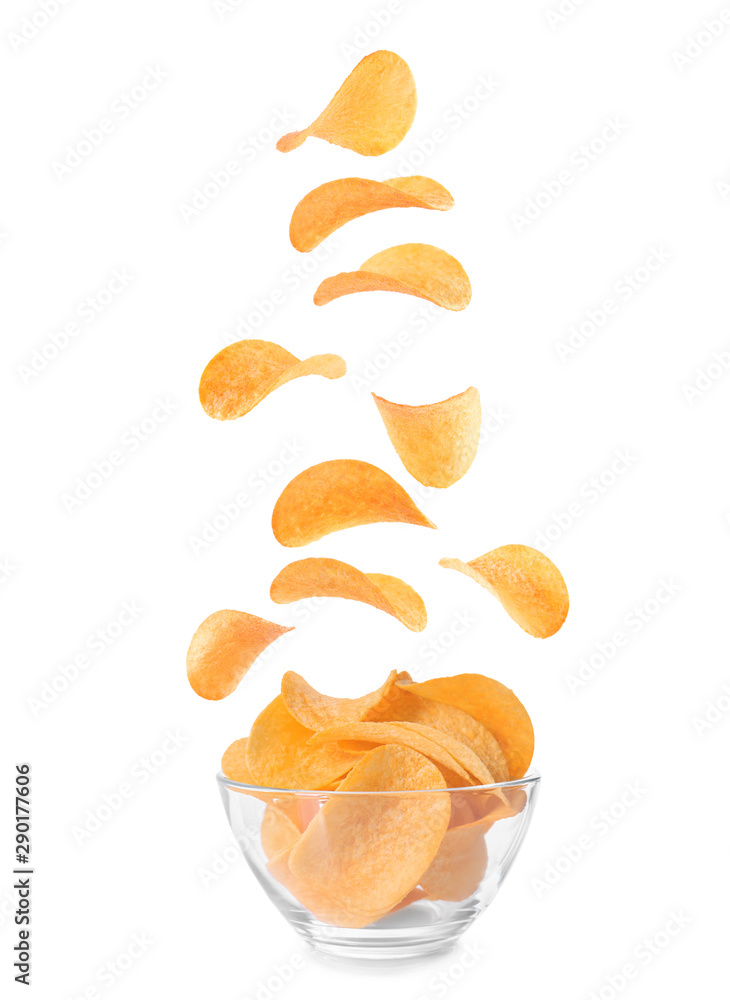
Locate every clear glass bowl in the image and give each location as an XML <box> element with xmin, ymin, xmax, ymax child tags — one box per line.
<box><xmin>217</xmin><ymin>769</ymin><xmax>540</xmax><ymax>961</ymax></box>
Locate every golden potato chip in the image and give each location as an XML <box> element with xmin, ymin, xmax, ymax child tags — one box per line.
<box><xmin>314</xmin><ymin>243</ymin><xmax>472</xmax><ymax>311</ymax></box>
<box><xmin>420</xmin><ymin>818</ymin><xmax>489</xmax><ymax>902</ymax></box>
<box><xmin>470</xmin><ymin>785</ymin><xmax>528</xmax><ymax>824</ymax></box>
<box><xmin>440</xmin><ymin>544</ymin><xmax>569</xmax><ymax>638</ymax></box>
<box><xmin>372</xmin><ymin>684</ymin><xmax>509</xmax><ymax>782</ymax></box>
<box><xmin>401</xmin><ymin>674</ymin><xmax>534</xmax><ymax>779</ymax></box>
<box><xmin>272</xmin><ymin>459</ymin><xmax>435</xmax><ymax>547</ymax></box>
<box><xmin>308</xmin><ymin>721</ymin><xmax>491</xmax><ymax>787</ymax></box>
<box><xmin>270</xmin><ymin>557</ymin><xmax>427</xmax><ymax>632</ymax></box>
<box><xmin>221</xmin><ymin>737</ymin><xmax>254</xmax><ymax>784</ymax></box>
<box><xmin>261</xmin><ymin>804</ymin><xmax>301</xmax><ymax>861</ymax></box>
<box><xmin>275</xmin><ymin>745</ymin><xmax>450</xmax><ymax>927</ymax></box>
<box><xmin>281</xmin><ymin>669</ymin><xmax>399</xmax><ymax>731</ymax></box>
<box><xmin>276</xmin><ymin>50</ymin><xmax>416</xmax><ymax>156</ymax></box>
<box><xmin>289</xmin><ymin>176</ymin><xmax>453</xmax><ymax>252</ymax></box>
<box><xmin>385</xmin><ymin>886</ymin><xmax>427</xmax><ymax>915</ymax></box>
<box><xmin>198</xmin><ymin>339</ymin><xmax>345</xmax><ymax>421</ymax></box>
<box><xmin>187</xmin><ymin>610</ymin><xmax>292</xmax><ymax>700</ymax></box>
<box><xmin>246</xmin><ymin>695</ymin><xmax>358</xmax><ymax>790</ymax></box>
<box><xmin>372</xmin><ymin>387</ymin><xmax>480</xmax><ymax>488</ymax></box>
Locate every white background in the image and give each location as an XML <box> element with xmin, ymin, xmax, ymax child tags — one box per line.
<box><xmin>3</xmin><ymin>1</ymin><xmax>729</xmax><ymax>997</ymax></box>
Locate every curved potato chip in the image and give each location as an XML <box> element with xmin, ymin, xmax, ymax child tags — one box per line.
<box><xmin>420</xmin><ymin>818</ymin><xmax>489</xmax><ymax>902</ymax></box>
<box><xmin>309</xmin><ymin>721</ymin><xmax>489</xmax><ymax>787</ymax></box>
<box><xmin>187</xmin><ymin>610</ymin><xmax>292</xmax><ymax>700</ymax></box>
<box><xmin>273</xmin><ymin>745</ymin><xmax>449</xmax><ymax>927</ymax></box>
<box><xmin>400</xmin><ymin>674</ymin><xmax>534</xmax><ymax>779</ymax></box>
<box><xmin>199</xmin><ymin>340</ymin><xmax>345</xmax><ymax>421</ymax></box>
<box><xmin>270</xmin><ymin>557</ymin><xmax>427</xmax><ymax>632</ymax></box>
<box><xmin>440</xmin><ymin>544</ymin><xmax>569</xmax><ymax>638</ymax></box>
<box><xmin>289</xmin><ymin>176</ymin><xmax>453</xmax><ymax>252</ymax></box>
<box><xmin>372</xmin><ymin>685</ymin><xmax>509</xmax><ymax>782</ymax></box>
<box><xmin>315</xmin><ymin>243</ymin><xmax>471</xmax><ymax>311</ymax></box>
<box><xmin>281</xmin><ymin>669</ymin><xmax>398</xmax><ymax>731</ymax></box>
<box><xmin>470</xmin><ymin>786</ymin><xmax>528</xmax><ymax>824</ymax></box>
<box><xmin>261</xmin><ymin>804</ymin><xmax>301</xmax><ymax>861</ymax></box>
<box><xmin>221</xmin><ymin>737</ymin><xmax>254</xmax><ymax>784</ymax></box>
<box><xmin>276</xmin><ymin>50</ymin><xmax>416</xmax><ymax>156</ymax></box>
<box><xmin>272</xmin><ymin>459</ymin><xmax>435</xmax><ymax>547</ymax></box>
<box><xmin>246</xmin><ymin>695</ymin><xmax>357</xmax><ymax>790</ymax></box>
<box><xmin>372</xmin><ymin>387</ymin><xmax>480</xmax><ymax>488</ymax></box>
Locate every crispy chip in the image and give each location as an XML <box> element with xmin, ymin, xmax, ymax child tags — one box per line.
<box><xmin>281</xmin><ymin>670</ymin><xmax>399</xmax><ymax>731</ymax></box>
<box><xmin>372</xmin><ymin>684</ymin><xmax>509</xmax><ymax>782</ymax></box>
<box><xmin>401</xmin><ymin>674</ymin><xmax>534</xmax><ymax>779</ymax></box>
<box><xmin>309</xmin><ymin>721</ymin><xmax>491</xmax><ymax>787</ymax></box>
<box><xmin>186</xmin><ymin>610</ymin><xmax>292</xmax><ymax>700</ymax></box>
<box><xmin>272</xmin><ymin>459</ymin><xmax>435</xmax><ymax>547</ymax></box>
<box><xmin>261</xmin><ymin>804</ymin><xmax>301</xmax><ymax>861</ymax></box>
<box><xmin>276</xmin><ymin>50</ymin><xmax>416</xmax><ymax>156</ymax></box>
<box><xmin>440</xmin><ymin>544</ymin><xmax>569</xmax><ymax>638</ymax></box>
<box><xmin>372</xmin><ymin>387</ymin><xmax>480</xmax><ymax>488</ymax></box>
<box><xmin>270</xmin><ymin>557</ymin><xmax>427</xmax><ymax>632</ymax></box>
<box><xmin>246</xmin><ymin>695</ymin><xmax>358</xmax><ymax>790</ymax></box>
<box><xmin>199</xmin><ymin>340</ymin><xmax>345</xmax><ymax>421</ymax></box>
<box><xmin>221</xmin><ymin>737</ymin><xmax>254</xmax><ymax>784</ymax></box>
<box><xmin>420</xmin><ymin>817</ymin><xmax>489</xmax><ymax>902</ymax></box>
<box><xmin>289</xmin><ymin>176</ymin><xmax>453</xmax><ymax>252</ymax></box>
<box><xmin>314</xmin><ymin>243</ymin><xmax>471</xmax><ymax>311</ymax></box>
<box><xmin>470</xmin><ymin>786</ymin><xmax>528</xmax><ymax>824</ymax></box>
<box><xmin>269</xmin><ymin>745</ymin><xmax>450</xmax><ymax>927</ymax></box>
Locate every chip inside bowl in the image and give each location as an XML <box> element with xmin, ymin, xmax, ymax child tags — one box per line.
<box><xmin>281</xmin><ymin>669</ymin><xmax>399</xmax><ymax>731</ymax></box>
<box><xmin>186</xmin><ymin>610</ymin><xmax>292</xmax><ymax>701</ymax></box>
<box><xmin>270</xmin><ymin>557</ymin><xmax>427</xmax><ymax>632</ymax></box>
<box><xmin>272</xmin><ymin>459</ymin><xmax>436</xmax><ymax>547</ymax></box>
<box><xmin>439</xmin><ymin>544</ymin><xmax>569</xmax><ymax>638</ymax></box>
<box><xmin>372</xmin><ymin>387</ymin><xmax>481</xmax><ymax>487</ymax></box>
<box><xmin>199</xmin><ymin>340</ymin><xmax>346</xmax><ymax>420</ymax></box>
<box><xmin>268</xmin><ymin>745</ymin><xmax>450</xmax><ymax>928</ymax></box>
<box><xmin>420</xmin><ymin>816</ymin><xmax>490</xmax><ymax>902</ymax></box>
<box><xmin>276</xmin><ymin>50</ymin><xmax>417</xmax><ymax>156</ymax></box>
<box><xmin>289</xmin><ymin>176</ymin><xmax>454</xmax><ymax>252</ymax></box>
<box><xmin>314</xmin><ymin>243</ymin><xmax>472</xmax><ymax>311</ymax></box>
<box><xmin>400</xmin><ymin>674</ymin><xmax>534</xmax><ymax>779</ymax></box>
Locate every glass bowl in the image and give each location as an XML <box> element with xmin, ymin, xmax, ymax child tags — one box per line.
<box><xmin>217</xmin><ymin>769</ymin><xmax>540</xmax><ymax>961</ymax></box>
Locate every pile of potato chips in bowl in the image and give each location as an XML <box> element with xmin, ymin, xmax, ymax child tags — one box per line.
<box><xmin>217</xmin><ymin>670</ymin><xmax>540</xmax><ymax>960</ymax></box>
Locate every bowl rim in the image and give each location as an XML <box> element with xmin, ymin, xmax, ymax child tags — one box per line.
<box><xmin>216</xmin><ymin>766</ymin><xmax>541</xmax><ymax>796</ymax></box>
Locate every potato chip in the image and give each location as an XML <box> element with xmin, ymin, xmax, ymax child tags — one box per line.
<box><xmin>400</xmin><ymin>674</ymin><xmax>534</xmax><ymax>779</ymax></box>
<box><xmin>276</xmin><ymin>50</ymin><xmax>417</xmax><ymax>156</ymax></box>
<box><xmin>221</xmin><ymin>737</ymin><xmax>254</xmax><ymax>784</ymax></box>
<box><xmin>372</xmin><ymin>387</ymin><xmax>480</xmax><ymax>488</ymax></box>
<box><xmin>314</xmin><ymin>243</ymin><xmax>471</xmax><ymax>311</ymax></box>
<box><xmin>289</xmin><ymin>176</ymin><xmax>453</xmax><ymax>252</ymax></box>
<box><xmin>385</xmin><ymin>886</ymin><xmax>427</xmax><ymax>915</ymax></box>
<box><xmin>270</xmin><ymin>557</ymin><xmax>427</xmax><ymax>632</ymax></box>
<box><xmin>198</xmin><ymin>340</ymin><xmax>345</xmax><ymax>421</ymax></box>
<box><xmin>420</xmin><ymin>817</ymin><xmax>489</xmax><ymax>902</ymax></box>
<box><xmin>187</xmin><ymin>610</ymin><xmax>292</xmax><ymax>700</ymax></box>
<box><xmin>272</xmin><ymin>459</ymin><xmax>435</xmax><ymax>547</ymax></box>
<box><xmin>439</xmin><ymin>544</ymin><xmax>569</xmax><ymax>638</ymax></box>
<box><xmin>261</xmin><ymin>804</ymin><xmax>301</xmax><ymax>861</ymax></box>
<box><xmin>309</xmin><ymin>721</ymin><xmax>490</xmax><ymax>787</ymax></box>
<box><xmin>281</xmin><ymin>669</ymin><xmax>399</xmax><ymax>731</ymax></box>
<box><xmin>273</xmin><ymin>745</ymin><xmax>450</xmax><ymax>927</ymax></box>
<box><xmin>372</xmin><ymin>685</ymin><xmax>509</xmax><ymax>782</ymax></box>
<box><xmin>470</xmin><ymin>785</ymin><xmax>528</xmax><ymax>824</ymax></box>
<box><xmin>246</xmin><ymin>695</ymin><xmax>358</xmax><ymax>790</ymax></box>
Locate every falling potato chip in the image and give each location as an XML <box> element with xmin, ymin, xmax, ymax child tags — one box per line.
<box><xmin>281</xmin><ymin>670</ymin><xmax>399</xmax><ymax>731</ymax></box>
<box><xmin>372</xmin><ymin>387</ymin><xmax>481</xmax><ymax>488</ymax></box>
<box><xmin>199</xmin><ymin>339</ymin><xmax>345</xmax><ymax>421</ymax></box>
<box><xmin>420</xmin><ymin>817</ymin><xmax>489</xmax><ymax>902</ymax></box>
<box><xmin>260</xmin><ymin>804</ymin><xmax>302</xmax><ymax>861</ymax></box>
<box><xmin>401</xmin><ymin>674</ymin><xmax>534</xmax><ymax>779</ymax></box>
<box><xmin>440</xmin><ymin>544</ymin><xmax>569</xmax><ymax>638</ymax></box>
<box><xmin>272</xmin><ymin>459</ymin><xmax>435</xmax><ymax>547</ymax></box>
<box><xmin>314</xmin><ymin>243</ymin><xmax>472</xmax><ymax>311</ymax></box>
<box><xmin>271</xmin><ymin>557</ymin><xmax>427</xmax><ymax>632</ymax></box>
<box><xmin>246</xmin><ymin>695</ymin><xmax>358</xmax><ymax>790</ymax></box>
<box><xmin>270</xmin><ymin>745</ymin><xmax>450</xmax><ymax>927</ymax></box>
<box><xmin>289</xmin><ymin>176</ymin><xmax>454</xmax><ymax>252</ymax></box>
<box><xmin>309</xmin><ymin>721</ymin><xmax>490</xmax><ymax>787</ymax></box>
<box><xmin>372</xmin><ymin>685</ymin><xmax>509</xmax><ymax>783</ymax></box>
<box><xmin>187</xmin><ymin>610</ymin><xmax>292</xmax><ymax>700</ymax></box>
<box><xmin>276</xmin><ymin>50</ymin><xmax>417</xmax><ymax>156</ymax></box>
